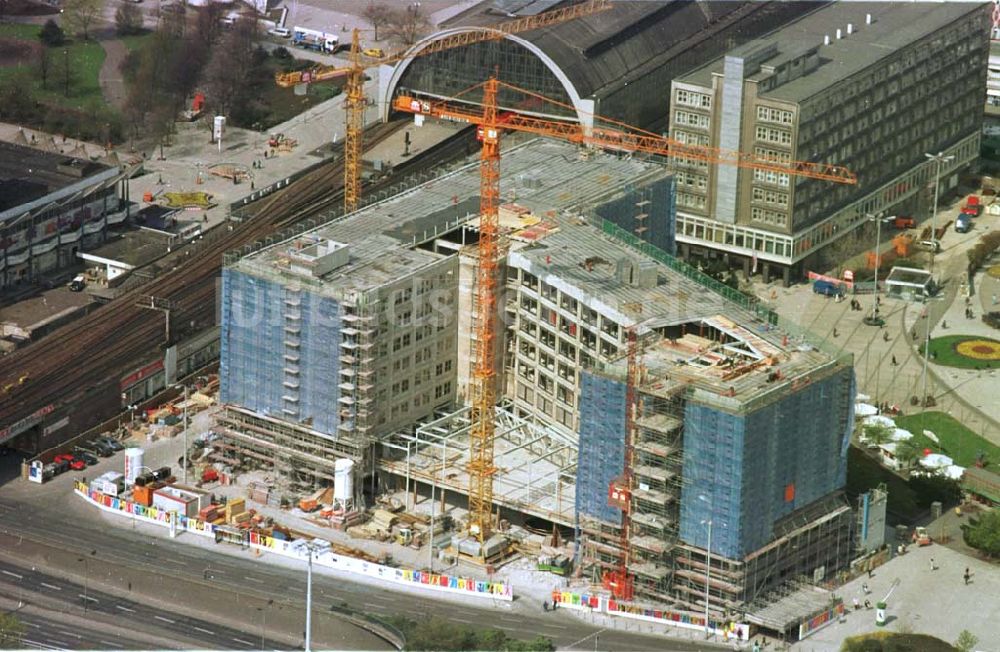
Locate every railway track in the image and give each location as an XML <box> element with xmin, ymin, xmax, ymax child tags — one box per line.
<box><xmin>0</xmin><ymin>121</ymin><xmax>480</xmax><ymax>441</ymax></box>
<box><xmin>0</xmin><ymin>121</ymin><xmax>408</xmax><ymax>433</ymax></box>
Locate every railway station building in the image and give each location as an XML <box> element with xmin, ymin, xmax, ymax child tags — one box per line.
<box><xmin>0</xmin><ymin>142</ymin><xmax>127</xmax><ymax>291</ymax></box>
<box><xmin>378</xmin><ymin>0</ymin><xmax>821</xmax><ymax>131</ymax></box>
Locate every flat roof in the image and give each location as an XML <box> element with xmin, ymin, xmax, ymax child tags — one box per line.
<box><xmin>681</xmin><ymin>1</ymin><xmax>981</xmax><ymax>103</ymax></box>
<box><xmin>0</xmin><ymin>141</ymin><xmax>110</xmax><ymax>212</ymax></box>
<box><xmin>232</xmin><ymin>138</ymin><xmax>670</xmax><ymax>297</ymax></box>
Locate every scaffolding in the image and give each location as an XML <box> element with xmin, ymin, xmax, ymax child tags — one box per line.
<box><xmin>379</xmin><ymin>401</ymin><xmax>578</xmax><ymax>528</ymax></box>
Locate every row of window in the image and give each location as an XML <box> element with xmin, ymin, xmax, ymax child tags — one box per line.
<box><xmin>676</xmin><ymin>89</ymin><xmax>712</xmax><ymax>109</ymax></box>
<box><xmin>751</xmin><ymin>188</ymin><xmax>789</xmax><ymax>207</ymax></box>
<box><xmin>674</xmin><ymin>110</ymin><xmax>710</xmax><ymax>129</ymax></box>
<box><xmin>676</xmin><ymin>171</ymin><xmax>708</xmax><ymax>191</ymax></box>
<box><xmin>750</xmin><ymin>207</ymin><xmax>788</xmax><ymax>227</ymax></box>
<box><xmin>756</xmin><ymin>106</ymin><xmax>794</xmax><ymax>125</ymax></box>
<box><xmin>673</xmin><ymin>130</ymin><xmax>710</xmax><ymax>147</ymax></box>
<box><xmin>677</xmin><ymin>192</ymin><xmax>707</xmax><ymax>209</ymax></box>
<box><xmin>753</xmin><ymin>168</ymin><xmax>790</xmax><ymax>188</ymax></box>
<box><xmin>755</xmin><ymin>126</ymin><xmax>792</xmax><ymax>145</ymax></box>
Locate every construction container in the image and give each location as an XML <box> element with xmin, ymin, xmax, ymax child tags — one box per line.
<box><xmin>225</xmin><ymin>497</ymin><xmax>246</xmax><ymax>523</ymax></box>
<box><xmin>132</xmin><ymin>482</ymin><xmax>161</xmax><ymax>507</ymax></box>
<box><xmin>334</xmin><ymin>459</ymin><xmax>354</xmax><ymax>503</ymax></box>
<box><xmin>124</xmin><ymin>448</ymin><xmax>144</xmax><ymax>486</ymax></box>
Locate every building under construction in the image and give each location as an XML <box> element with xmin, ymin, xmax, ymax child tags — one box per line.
<box><xmin>218</xmin><ymin>138</ymin><xmax>855</xmax><ymax>621</ymax></box>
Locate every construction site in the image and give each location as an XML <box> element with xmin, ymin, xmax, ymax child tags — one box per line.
<box><xmin>211</xmin><ymin>125</ymin><xmax>858</xmax><ymax>633</ymax></box>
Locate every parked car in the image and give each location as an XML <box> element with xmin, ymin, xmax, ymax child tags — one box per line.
<box><xmin>362</xmin><ymin>47</ymin><xmax>385</xmax><ymax>58</ymax></box>
<box><xmin>72</xmin><ymin>449</ymin><xmax>99</xmax><ymax>466</ymax></box>
<box><xmin>96</xmin><ymin>437</ymin><xmax>125</xmax><ymax>452</ymax></box>
<box><xmin>890</xmin><ymin>215</ymin><xmax>916</xmax><ymax>229</ymax></box>
<box><xmin>69</xmin><ymin>458</ymin><xmax>86</xmax><ymax>471</ymax></box>
<box><xmin>87</xmin><ymin>441</ymin><xmax>114</xmax><ymax>457</ymax></box>
<box><xmin>68</xmin><ymin>275</ymin><xmax>86</xmax><ymax>292</ymax></box>
<box><xmin>955</xmin><ymin>214</ymin><xmax>972</xmax><ymax>233</ymax></box>
<box><xmin>53</xmin><ymin>453</ymin><xmax>75</xmax><ymax>464</ymax></box>
<box><xmin>915</xmin><ymin>239</ymin><xmax>941</xmax><ymax>253</ymax></box>
<box><xmin>268</xmin><ymin>27</ymin><xmax>291</xmax><ymax>38</ymax></box>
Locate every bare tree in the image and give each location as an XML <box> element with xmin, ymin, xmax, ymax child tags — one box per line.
<box><xmin>386</xmin><ymin>3</ymin><xmax>430</xmax><ymax>47</ymax></box>
<box><xmin>362</xmin><ymin>2</ymin><xmax>391</xmax><ymax>41</ymax></box>
<box><xmin>63</xmin><ymin>0</ymin><xmax>105</xmax><ymax>40</ymax></box>
<box><xmin>115</xmin><ymin>2</ymin><xmax>144</xmax><ymax>36</ymax></box>
<box><xmin>37</xmin><ymin>44</ymin><xmax>50</xmax><ymax>90</ymax></box>
<box><xmin>201</xmin><ymin>17</ymin><xmax>259</xmax><ymax>117</ymax></box>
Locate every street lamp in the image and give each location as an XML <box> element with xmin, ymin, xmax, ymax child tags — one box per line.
<box><xmin>303</xmin><ymin>541</ymin><xmax>320</xmax><ymax>652</ymax></box>
<box><xmin>919</xmin><ymin>152</ymin><xmax>953</xmax><ymax>411</ymax></box>
<box><xmin>258</xmin><ymin>598</ymin><xmax>273</xmax><ymax>650</ymax></box>
<box><xmin>863</xmin><ymin>213</ymin><xmax>889</xmax><ymax>326</ymax></box>
<box><xmin>78</xmin><ymin>549</ymin><xmax>96</xmax><ymax>612</ymax></box>
<box><xmin>924</xmin><ymin>152</ymin><xmax>954</xmax><ymax>270</ymax></box>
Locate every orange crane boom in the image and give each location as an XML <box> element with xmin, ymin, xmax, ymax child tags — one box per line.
<box><xmin>393</xmin><ymin>84</ymin><xmax>858</xmax><ymax>185</ymax></box>
<box><xmin>274</xmin><ymin>0</ymin><xmax>613</xmax><ymax>212</ymax></box>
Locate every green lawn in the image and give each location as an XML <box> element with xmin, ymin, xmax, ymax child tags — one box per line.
<box><xmin>895</xmin><ymin>411</ymin><xmax>1000</xmax><ymax>468</ymax></box>
<box><xmin>920</xmin><ymin>335</ymin><xmax>1000</xmax><ymax>370</ymax></box>
<box><xmin>0</xmin><ymin>24</ymin><xmax>106</xmax><ymax>111</ymax></box>
<box><xmin>120</xmin><ymin>32</ymin><xmax>154</xmax><ymax>53</ymax></box>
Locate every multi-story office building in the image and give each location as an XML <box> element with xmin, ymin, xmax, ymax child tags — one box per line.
<box><xmin>669</xmin><ymin>2</ymin><xmax>990</xmax><ymax>283</ymax></box>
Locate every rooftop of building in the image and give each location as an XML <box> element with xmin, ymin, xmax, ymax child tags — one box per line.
<box><xmin>442</xmin><ymin>0</ymin><xmax>787</xmax><ymax>103</ymax></box>
<box><xmin>680</xmin><ymin>1</ymin><xmax>982</xmax><ymax>104</ymax></box>
<box><xmin>0</xmin><ymin>141</ymin><xmax>110</xmax><ymax>213</ymax></box>
<box><xmin>231</xmin><ymin>138</ymin><xmax>670</xmax><ymax>296</ymax></box>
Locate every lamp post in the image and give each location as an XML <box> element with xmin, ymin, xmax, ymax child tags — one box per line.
<box><xmin>258</xmin><ymin>598</ymin><xmax>273</xmax><ymax>650</ymax></box>
<box><xmin>863</xmin><ymin>212</ymin><xmax>888</xmax><ymax>326</ymax></box>
<box><xmin>701</xmin><ymin>519</ymin><xmax>712</xmax><ymax>637</ymax></box>
<box><xmin>304</xmin><ymin>542</ymin><xmax>319</xmax><ymax>652</ymax></box>
<box><xmin>920</xmin><ymin>152</ymin><xmax>953</xmax><ymax>411</ymax></box>
<box><xmin>924</xmin><ymin>152</ymin><xmax>954</xmax><ymax>265</ymax></box>
<box><xmin>78</xmin><ymin>549</ymin><xmax>96</xmax><ymax>612</ymax></box>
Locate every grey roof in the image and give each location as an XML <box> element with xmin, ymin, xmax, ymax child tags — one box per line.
<box><xmin>444</xmin><ymin>0</ymin><xmax>761</xmax><ymax>101</ymax></box>
<box><xmin>235</xmin><ymin>138</ymin><xmax>669</xmax><ymax>296</ymax></box>
<box><xmin>0</xmin><ymin>141</ymin><xmax>109</xmax><ymax>214</ymax></box>
<box><xmin>681</xmin><ymin>1</ymin><xmax>983</xmax><ymax>103</ymax></box>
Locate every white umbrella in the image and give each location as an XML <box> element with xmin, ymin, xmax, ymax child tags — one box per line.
<box><xmin>855</xmin><ymin>403</ymin><xmax>879</xmax><ymax>417</ymax></box>
<box><xmin>920</xmin><ymin>453</ymin><xmax>953</xmax><ymax>469</ymax></box>
<box><xmin>864</xmin><ymin>415</ymin><xmax>895</xmax><ymax>428</ymax></box>
<box><xmin>891</xmin><ymin>428</ymin><xmax>913</xmax><ymax>441</ymax></box>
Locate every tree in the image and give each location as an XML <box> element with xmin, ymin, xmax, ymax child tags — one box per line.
<box><xmin>63</xmin><ymin>0</ymin><xmax>105</xmax><ymax>40</ymax></box>
<box><xmin>115</xmin><ymin>2</ymin><xmax>145</xmax><ymax>36</ymax></box>
<box><xmin>962</xmin><ymin>507</ymin><xmax>1000</xmax><ymax>558</ymax></box>
<box><xmin>861</xmin><ymin>423</ymin><xmax>893</xmax><ymax>447</ymax></box>
<box><xmin>895</xmin><ymin>439</ymin><xmax>922</xmax><ymax>468</ymax></box>
<box><xmin>386</xmin><ymin>4</ymin><xmax>430</xmax><ymax>46</ymax></box>
<box><xmin>37</xmin><ymin>44</ymin><xmax>50</xmax><ymax>90</ymax></box>
<box><xmin>955</xmin><ymin>630</ymin><xmax>979</xmax><ymax>652</ymax></box>
<box><xmin>0</xmin><ymin>612</ymin><xmax>25</xmax><ymax>648</ymax></box>
<box><xmin>201</xmin><ymin>17</ymin><xmax>260</xmax><ymax>118</ymax></box>
<box><xmin>38</xmin><ymin>19</ymin><xmax>66</xmax><ymax>47</ymax></box>
<box><xmin>363</xmin><ymin>2</ymin><xmax>391</xmax><ymax>41</ymax></box>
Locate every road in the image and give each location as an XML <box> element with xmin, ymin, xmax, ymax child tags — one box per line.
<box><xmin>0</xmin><ymin>557</ymin><xmax>288</xmax><ymax>650</ymax></box>
<box><xmin>0</xmin><ymin>459</ymin><xmax>726</xmax><ymax>651</ymax></box>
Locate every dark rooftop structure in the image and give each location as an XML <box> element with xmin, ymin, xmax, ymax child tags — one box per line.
<box><xmin>380</xmin><ymin>0</ymin><xmax>822</xmax><ymax>130</ymax></box>
<box><xmin>0</xmin><ymin>141</ymin><xmax>113</xmax><ymax>223</ymax></box>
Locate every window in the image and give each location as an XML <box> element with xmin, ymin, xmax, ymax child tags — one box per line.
<box><xmin>751</xmin><ymin>188</ymin><xmax>789</xmax><ymax>207</ymax></box>
<box><xmin>558</xmin><ymin>339</ymin><xmax>577</xmax><ymax>361</ymax></box>
<box><xmin>538</xmin><ymin>373</ymin><xmax>553</xmax><ymax>394</ymax></box>
<box><xmin>539</xmin><ymin>327</ymin><xmax>556</xmax><ymax>350</ymax></box>
<box><xmin>756</xmin><ymin>106</ymin><xmax>794</xmax><ymax>124</ymax></box>
<box><xmin>556</xmin><ymin>384</ymin><xmax>574</xmax><ymax>407</ymax></box>
<box><xmin>600</xmin><ymin>319</ymin><xmax>619</xmax><ymax>338</ymax></box>
<box><xmin>674</xmin><ymin>110</ymin><xmax>710</xmax><ymax>129</ymax></box>
<box><xmin>518</xmin><ymin>362</ymin><xmax>535</xmax><ymax>381</ymax></box>
<box><xmin>677</xmin><ymin>192</ymin><xmax>707</xmax><ymax>209</ymax></box>
<box><xmin>557</xmin><ymin>362</ymin><xmax>574</xmax><ymax>382</ymax></box>
<box><xmin>755</xmin><ymin>126</ymin><xmax>792</xmax><ymax>145</ymax></box>
<box><xmin>520</xmin><ymin>296</ymin><xmax>538</xmax><ymax>314</ymax></box>
<box><xmin>581</xmin><ymin>327</ymin><xmax>596</xmax><ymax>351</ymax></box>
<box><xmin>676</xmin><ymin>89</ymin><xmax>712</xmax><ymax>108</ymax></box>
<box><xmin>541</xmin><ymin>282</ymin><xmax>557</xmax><ymax>302</ymax></box>
<box><xmin>519</xmin><ymin>320</ymin><xmax>537</xmax><ymax>337</ymax></box>
<box><xmin>753</xmin><ymin>169</ymin><xmax>790</xmax><ymax>188</ymax></box>
<box><xmin>750</xmin><ymin>207</ymin><xmax>788</xmax><ymax>227</ymax></box>
<box><xmin>539</xmin><ymin>351</ymin><xmax>555</xmax><ymax>371</ymax></box>
<box><xmin>516</xmin><ymin>382</ymin><xmax>534</xmax><ymax>403</ymax></box>
<box><xmin>674</xmin><ymin>130</ymin><xmax>710</xmax><ymax>147</ymax></box>
<box><xmin>559</xmin><ymin>294</ymin><xmax>578</xmax><ymax>314</ymax></box>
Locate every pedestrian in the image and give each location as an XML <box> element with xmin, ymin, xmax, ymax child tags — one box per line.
<box><xmin>911</xmin><ymin>328</ymin><xmax>917</xmax><ymax>340</ymax></box>
<box><xmin>891</xmin><ymin>355</ymin><xmax>897</xmax><ymax>366</ymax></box>
<box><xmin>964</xmin><ymin>568</ymin><xmax>971</xmax><ymax>585</ymax></box>
<box><xmin>993</xmin><ymin>294</ymin><xmax>997</xmax><ymax>305</ymax></box>
<box><xmin>864</xmin><ymin>599</ymin><xmax>872</xmax><ymax>610</ymax></box>
<box><xmin>833</xmin><ymin>327</ymin><xmax>839</xmax><ymax>338</ymax></box>
<box><xmin>930</xmin><ymin>557</ymin><xmax>937</xmax><ymax>571</ymax></box>
<box><xmin>867</xmin><ymin>568</ymin><xmax>874</xmax><ymax>579</ymax></box>
<box><xmin>862</xmin><ymin>582</ymin><xmax>870</xmax><ymax>594</ymax></box>
<box><xmin>852</xmin><ymin>597</ymin><xmax>860</xmax><ymax>610</ymax></box>
<box><xmin>542</xmin><ymin>600</ymin><xmax>549</xmax><ymax>612</ymax></box>
<box><xmin>883</xmin><ymin>331</ymin><xmax>890</xmax><ymax>342</ymax></box>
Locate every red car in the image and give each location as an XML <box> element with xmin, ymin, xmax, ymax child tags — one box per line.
<box><xmin>54</xmin><ymin>453</ymin><xmax>86</xmax><ymax>471</ymax></box>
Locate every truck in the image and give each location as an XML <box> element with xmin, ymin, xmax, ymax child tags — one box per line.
<box><xmin>292</xmin><ymin>27</ymin><xmax>339</xmax><ymax>53</ymax></box>
<box><xmin>890</xmin><ymin>215</ymin><xmax>916</xmax><ymax>230</ymax></box>
<box><xmin>812</xmin><ymin>279</ymin><xmax>845</xmax><ymax>297</ymax></box>
<box><xmin>955</xmin><ymin>214</ymin><xmax>972</xmax><ymax>233</ymax></box>
<box><xmin>961</xmin><ymin>195</ymin><xmax>982</xmax><ymax>217</ymax></box>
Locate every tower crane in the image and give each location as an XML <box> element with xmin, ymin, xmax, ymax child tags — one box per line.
<box><xmin>393</xmin><ymin>78</ymin><xmax>856</xmax><ymax>568</ymax></box>
<box><xmin>274</xmin><ymin>0</ymin><xmax>612</xmax><ymax>213</ymax></box>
